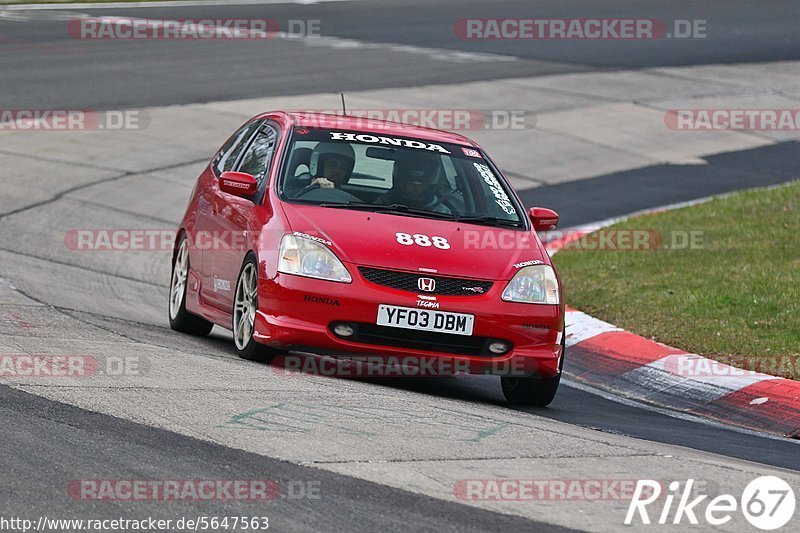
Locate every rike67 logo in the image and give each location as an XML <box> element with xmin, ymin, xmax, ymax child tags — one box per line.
<box><xmin>626</xmin><ymin>477</ymin><xmax>796</xmax><ymax>530</ymax></box>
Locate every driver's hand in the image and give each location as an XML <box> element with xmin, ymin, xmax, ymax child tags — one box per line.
<box><xmin>312</xmin><ymin>178</ymin><xmax>335</xmax><ymax>189</ymax></box>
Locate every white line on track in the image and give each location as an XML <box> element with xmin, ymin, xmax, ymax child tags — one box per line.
<box><xmin>296</xmin><ymin>34</ymin><xmax>518</xmax><ymax>63</ymax></box>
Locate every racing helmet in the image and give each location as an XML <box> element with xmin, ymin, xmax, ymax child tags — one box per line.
<box><xmin>309</xmin><ymin>142</ymin><xmax>356</xmax><ymax>180</ymax></box>
<box><xmin>395</xmin><ymin>153</ymin><xmax>440</xmax><ymax>201</ymax></box>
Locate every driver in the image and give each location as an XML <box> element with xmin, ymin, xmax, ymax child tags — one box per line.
<box><xmin>285</xmin><ymin>142</ymin><xmax>355</xmax><ymax>197</ymax></box>
<box><xmin>376</xmin><ymin>153</ymin><xmax>451</xmax><ymax>214</ymax></box>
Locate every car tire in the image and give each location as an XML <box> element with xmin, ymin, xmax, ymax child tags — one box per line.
<box><xmin>232</xmin><ymin>253</ymin><xmax>280</xmax><ymax>363</ymax></box>
<box><xmin>501</xmin><ymin>335</ymin><xmax>565</xmax><ymax>406</ymax></box>
<box><xmin>169</xmin><ymin>234</ymin><xmax>214</xmax><ymax>336</ymax></box>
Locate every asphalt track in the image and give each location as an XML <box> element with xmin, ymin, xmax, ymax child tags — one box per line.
<box><xmin>0</xmin><ymin>385</ymin><xmax>566</xmax><ymax>532</ymax></box>
<box><xmin>1</xmin><ymin>1</ymin><xmax>799</xmax><ymax>531</ymax></box>
<box><xmin>0</xmin><ymin>0</ymin><xmax>799</xmax><ymax>109</ymax></box>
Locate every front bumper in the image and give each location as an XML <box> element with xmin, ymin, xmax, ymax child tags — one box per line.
<box><xmin>253</xmin><ymin>265</ymin><xmax>564</xmax><ymax>377</ymax></box>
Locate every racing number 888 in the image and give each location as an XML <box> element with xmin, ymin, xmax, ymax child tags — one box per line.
<box><xmin>395</xmin><ymin>232</ymin><xmax>450</xmax><ymax>249</ymax></box>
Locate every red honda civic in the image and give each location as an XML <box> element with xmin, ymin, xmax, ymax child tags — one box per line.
<box><xmin>169</xmin><ymin>111</ymin><xmax>565</xmax><ymax>405</ymax></box>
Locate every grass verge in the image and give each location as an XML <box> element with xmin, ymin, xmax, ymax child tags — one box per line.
<box><xmin>554</xmin><ymin>181</ymin><xmax>800</xmax><ymax>379</ymax></box>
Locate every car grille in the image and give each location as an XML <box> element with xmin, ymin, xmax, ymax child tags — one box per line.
<box><xmin>341</xmin><ymin>323</ymin><xmax>507</xmax><ymax>356</ymax></box>
<box><xmin>359</xmin><ymin>267</ymin><xmax>493</xmax><ymax>296</ymax></box>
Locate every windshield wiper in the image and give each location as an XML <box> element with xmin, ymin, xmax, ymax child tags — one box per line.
<box><xmin>319</xmin><ymin>202</ymin><xmax>457</xmax><ymax>220</ymax></box>
<box><xmin>454</xmin><ymin>215</ymin><xmax>523</xmax><ymax>228</ymax></box>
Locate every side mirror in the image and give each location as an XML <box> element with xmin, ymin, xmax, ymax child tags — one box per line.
<box><xmin>219</xmin><ymin>171</ymin><xmax>257</xmax><ymax>197</ymax></box>
<box><xmin>529</xmin><ymin>207</ymin><xmax>559</xmax><ymax>231</ymax></box>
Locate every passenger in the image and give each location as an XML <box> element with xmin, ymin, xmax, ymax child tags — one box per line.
<box><xmin>376</xmin><ymin>153</ymin><xmax>451</xmax><ymax>214</ymax></box>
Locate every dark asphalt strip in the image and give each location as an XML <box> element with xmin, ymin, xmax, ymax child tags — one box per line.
<box><xmin>29</xmin><ymin>0</ymin><xmax>800</xmax><ymax>67</ymax></box>
<box><xmin>0</xmin><ymin>384</ymin><xmax>573</xmax><ymax>533</ymax></box>
<box><xmin>528</xmin><ymin>383</ymin><xmax>800</xmax><ymax>472</ymax></box>
<box><xmin>517</xmin><ymin>141</ymin><xmax>800</xmax><ymax>228</ymax></box>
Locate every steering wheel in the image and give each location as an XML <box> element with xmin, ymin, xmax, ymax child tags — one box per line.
<box><xmin>294</xmin><ymin>186</ymin><xmax>362</xmax><ymax>204</ymax></box>
<box><xmin>296</xmin><ymin>182</ymin><xmax>322</xmax><ymax>198</ymax></box>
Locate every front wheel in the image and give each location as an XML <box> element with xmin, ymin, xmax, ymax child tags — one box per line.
<box><xmin>501</xmin><ymin>336</ymin><xmax>565</xmax><ymax>406</ymax></box>
<box><xmin>233</xmin><ymin>254</ymin><xmax>280</xmax><ymax>362</ymax></box>
<box><xmin>169</xmin><ymin>234</ymin><xmax>214</xmax><ymax>336</ymax></box>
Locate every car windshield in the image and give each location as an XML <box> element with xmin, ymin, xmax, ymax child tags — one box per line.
<box><xmin>278</xmin><ymin>128</ymin><xmax>525</xmax><ymax>227</ymax></box>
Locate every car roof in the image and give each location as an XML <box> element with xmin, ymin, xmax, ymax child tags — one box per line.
<box><xmin>257</xmin><ymin>111</ymin><xmax>479</xmax><ymax>147</ymax></box>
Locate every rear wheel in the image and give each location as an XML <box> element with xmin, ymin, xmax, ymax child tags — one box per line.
<box><xmin>169</xmin><ymin>235</ymin><xmax>214</xmax><ymax>336</ymax></box>
<box><xmin>501</xmin><ymin>336</ymin><xmax>565</xmax><ymax>406</ymax></box>
<box><xmin>233</xmin><ymin>254</ymin><xmax>280</xmax><ymax>362</ymax></box>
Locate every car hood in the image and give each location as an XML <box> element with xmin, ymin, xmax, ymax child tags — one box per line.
<box><xmin>280</xmin><ymin>203</ymin><xmax>549</xmax><ymax>281</ymax></box>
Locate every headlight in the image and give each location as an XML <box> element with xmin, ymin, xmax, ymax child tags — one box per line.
<box><xmin>278</xmin><ymin>234</ymin><xmax>352</xmax><ymax>283</ymax></box>
<box><xmin>502</xmin><ymin>265</ymin><xmax>559</xmax><ymax>304</ymax></box>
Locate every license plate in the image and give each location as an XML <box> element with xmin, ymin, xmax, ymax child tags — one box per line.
<box><xmin>376</xmin><ymin>305</ymin><xmax>474</xmax><ymax>336</ymax></box>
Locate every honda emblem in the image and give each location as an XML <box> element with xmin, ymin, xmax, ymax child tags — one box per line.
<box><xmin>418</xmin><ymin>277</ymin><xmax>436</xmax><ymax>292</ymax></box>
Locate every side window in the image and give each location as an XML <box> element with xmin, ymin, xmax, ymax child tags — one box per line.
<box><xmin>213</xmin><ymin>121</ymin><xmax>260</xmax><ymax>176</ymax></box>
<box><xmin>236</xmin><ymin>125</ymin><xmax>278</xmax><ymax>189</ymax></box>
